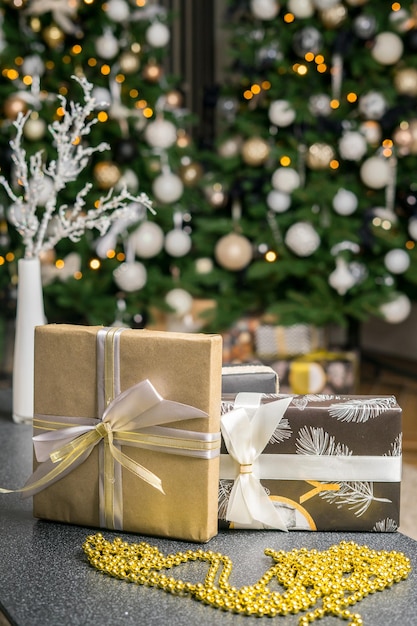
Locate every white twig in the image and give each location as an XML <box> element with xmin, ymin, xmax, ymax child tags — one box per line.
<box><xmin>0</xmin><ymin>75</ymin><xmax>154</xmax><ymax>259</ymax></box>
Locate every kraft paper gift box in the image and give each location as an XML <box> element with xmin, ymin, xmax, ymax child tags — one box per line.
<box><xmin>219</xmin><ymin>393</ymin><xmax>401</xmax><ymax>532</ymax></box>
<box><xmin>30</xmin><ymin>324</ymin><xmax>222</xmax><ymax>542</ymax></box>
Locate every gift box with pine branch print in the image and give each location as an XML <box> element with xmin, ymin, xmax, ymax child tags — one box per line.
<box><xmin>219</xmin><ymin>393</ymin><xmax>401</xmax><ymax>532</ymax></box>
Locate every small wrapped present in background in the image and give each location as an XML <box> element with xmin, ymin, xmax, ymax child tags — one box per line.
<box><xmin>219</xmin><ymin>393</ymin><xmax>401</xmax><ymax>532</ymax></box>
<box><xmin>31</xmin><ymin>324</ymin><xmax>222</xmax><ymax>542</ymax></box>
<box><xmin>255</xmin><ymin>323</ymin><xmax>326</xmax><ymax>359</ymax></box>
<box><xmin>221</xmin><ymin>316</ymin><xmax>260</xmax><ymax>363</ymax></box>
<box><xmin>266</xmin><ymin>350</ymin><xmax>359</xmax><ymax>395</ymax></box>
<box><xmin>221</xmin><ymin>364</ymin><xmax>278</xmax><ymax>394</ymax></box>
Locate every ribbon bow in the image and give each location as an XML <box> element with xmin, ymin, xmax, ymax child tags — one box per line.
<box><xmin>221</xmin><ymin>393</ymin><xmax>293</xmax><ymax>531</ymax></box>
<box><xmin>8</xmin><ymin>379</ymin><xmax>208</xmax><ymax>501</ymax></box>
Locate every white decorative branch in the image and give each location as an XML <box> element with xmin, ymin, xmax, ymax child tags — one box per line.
<box><xmin>0</xmin><ymin>75</ymin><xmax>154</xmax><ymax>259</ymax></box>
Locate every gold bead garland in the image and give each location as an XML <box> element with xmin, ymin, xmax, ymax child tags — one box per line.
<box><xmin>83</xmin><ymin>534</ymin><xmax>411</xmax><ymax>624</ymax></box>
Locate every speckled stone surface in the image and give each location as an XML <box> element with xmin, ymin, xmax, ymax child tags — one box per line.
<box><xmin>1</xmin><ymin>414</ymin><xmax>417</xmax><ymax>626</ymax></box>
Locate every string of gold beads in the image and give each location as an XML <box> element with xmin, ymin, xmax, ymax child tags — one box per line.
<box><xmin>83</xmin><ymin>534</ymin><xmax>411</xmax><ymax>624</ymax></box>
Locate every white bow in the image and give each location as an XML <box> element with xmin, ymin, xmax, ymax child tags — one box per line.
<box><xmin>221</xmin><ymin>393</ymin><xmax>293</xmax><ymax>531</ymax></box>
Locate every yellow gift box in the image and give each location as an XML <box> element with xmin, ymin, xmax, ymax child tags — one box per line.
<box><xmin>31</xmin><ymin>324</ymin><xmax>222</xmax><ymax>542</ymax></box>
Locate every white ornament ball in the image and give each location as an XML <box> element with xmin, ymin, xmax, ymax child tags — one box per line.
<box><xmin>164</xmin><ymin>229</ymin><xmax>192</xmax><ymax>257</ymax></box>
<box><xmin>384</xmin><ymin>249</ymin><xmax>410</xmax><ymax>274</ymax></box>
<box><xmin>268</xmin><ymin>100</ymin><xmax>296</xmax><ymax>127</ymax></box>
<box><xmin>130</xmin><ymin>221</ymin><xmax>164</xmax><ymax>258</ymax></box>
<box><xmin>358</xmin><ymin>91</ymin><xmax>387</xmax><ymax>120</ymax></box>
<box><xmin>338</xmin><ymin>131</ymin><xmax>367</xmax><ymax>161</ymax></box>
<box><xmin>95</xmin><ymin>29</ymin><xmax>119</xmax><ymax>59</ymax></box>
<box><xmin>215</xmin><ymin>232</ymin><xmax>253</xmax><ymax>271</ymax></box>
<box><xmin>116</xmin><ymin>169</ymin><xmax>139</xmax><ymax>193</ymax></box>
<box><xmin>113</xmin><ymin>262</ymin><xmax>147</xmax><ymax>292</ymax></box>
<box><xmin>23</xmin><ymin>117</ymin><xmax>47</xmax><ymax>141</ymax></box>
<box><xmin>218</xmin><ymin>136</ymin><xmax>242</xmax><ymax>158</ymax></box>
<box><xmin>31</xmin><ymin>175</ymin><xmax>55</xmax><ymax>206</ymax></box>
<box><xmin>92</xmin><ymin>87</ymin><xmax>111</xmax><ymax>110</ymax></box>
<box><xmin>271</xmin><ymin>167</ymin><xmax>300</xmax><ymax>193</ymax></box>
<box><xmin>266</xmin><ymin>189</ymin><xmax>291</xmax><ymax>213</ymax></box>
<box><xmin>195</xmin><ymin>257</ymin><xmax>214</xmax><ymax>274</ymax></box>
<box><xmin>313</xmin><ymin>0</ymin><xmax>338</xmax><ymax>8</ymax></box>
<box><xmin>287</xmin><ymin>0</ymin><xmax>314</xmax><ymax>18</ymax></box>
<box><xmin>408</xmin><ymin>217</ymin><xmax>417</xmax><ymax>240</ymax></box>
<box><xmin>308</xmin><ymin>93</ymin><xmax>332</xmax><ymax>117</ymax></box>
<box><xmin>106</xmin><ymin>0</ymin><xmax>130</xmax><ymax>22</ymax></box>
<box><xmin>328</xmin><ymin>257</ymin><xmax>356</xmax><ymax>295</ymax></box>
<box><xmin>165</xmin><ymin>288</ymin><xmax>193</xmax><ymax>316</ymax></box>
<box><xmin>371</xmin><ymin>32</ymin><xmax>404</xmax><ymax>65</ymax></box>
<box><xmin>360</xmin><ymin>157</ymin><xmax>391</xmax><ymax>189</ymax></box>
<box><xmin>152</xmin><ymin>171</ymin><xmax>184</xmax><ymax>204</ymax></box>
<box><xmin>285</xmin><ymin>222</ymin><xmax>320</xmax><ymax>256</ymax></box>
<box><xmin>380</xmin><ymin>294</ymin><xmax>411</xmax><ymax>324</ymax></box>
<box><xmin>146</xmin><ymin>22</ymin><xmax>171</xmax><ymax>48</ymax></box>
<box><xmin>22</xmin><ymin>55</ymin><xmax>45</xmax><ymax>76</ymax></box>
<box><xmin>250</xmin><ymin>0</ymin><xmax>280</xmax><ymax>20</ymax></box>
<box><xmin>332</xmin><ymin>188</ymin><xmax>358</xmax><ymax>216</ymax></box>
<box><xmin>389</xmin><ymin>8</ymin><xmax>410</xmax><ymax>33</ymax></box>
<box><xmin>144</xmin><ymin>118</ymin><xmax>177</xmax><ymax>149</ymax></box>
<box><xmin>359</xmin><ymin>120</ymin><xmax>382</xmax><ymax>145</ymax></box>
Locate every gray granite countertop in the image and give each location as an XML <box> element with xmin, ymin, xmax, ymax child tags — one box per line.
<box><xmin>1</xmin><ymin>414</ymin><xmax>416</xmax><ymax>626</ymax></box>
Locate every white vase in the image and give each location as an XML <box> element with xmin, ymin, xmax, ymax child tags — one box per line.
<box><xmin>13</xmin><ymin>257</ymin><xmax>46</xmax><ymax>424</ymax></box>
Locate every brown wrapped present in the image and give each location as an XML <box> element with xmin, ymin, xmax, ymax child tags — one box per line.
<box><xmin>31</xmin><ymin>324</ymin><xmax>222</xmax><ymax>542</ymax></box>
<box><xmin>219</xmin><ymin>393</ymin><xmax>401</xmax><ymax>532</ymax></box>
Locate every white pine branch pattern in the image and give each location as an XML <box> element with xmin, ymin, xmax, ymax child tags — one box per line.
<box><xmin>320</xmin><ymin>481</ymin><xmax>391</xmax><ymax>517</ymax></box>
<box><xmin>385</xmin><ymin>434</ymin><xmax>402</xmax><ymax>457</ymax></box>
<box><xmin>373</xmin><ymin>518</ymin><xmax>398</xmax><ymax>532</ymax></box>
<box><xmin>270</xmin><ymin>418</ymin><xmax>292</xmax><ymax>444</ymax></box>
<box><xmin>296</xmin><ymin>426</ymin><xmax>352</xmax><ymax>457</ymax></box>
<box><xmin>328</xmin><ymin>397</ymin><xmax>397</xmax><ymax>423</ymax></box>
<box><xmin>218</xmin><ymin>480</ymin><xmax>234</xmax><ymax>520</ymax></box>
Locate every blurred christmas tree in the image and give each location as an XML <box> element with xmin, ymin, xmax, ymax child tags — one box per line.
<box><xmin>1</xmin><ymin>0</ymin><xmax>417</xmax><ymax>346</ymax></box>
<box><xmin>200</xmin><ymin>0</ymin><xmax>417</xmax><ymax>333</ymax></box>
<box><xmin>0</xmin><ymin>0</ymin><xmax>217</xmax><ymax>331</ymax></box>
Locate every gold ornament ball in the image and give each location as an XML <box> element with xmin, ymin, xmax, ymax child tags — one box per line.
<box><xmin>42</xmin><ymin>24</ymin><xmax>65</xmax><ymax>49</ymax></box>
<box><xmin>3</xmin><ymin>94</ymin><xmax>28</xmax><ymax>120</ymax></box>
<box><xmin>203</xmin><ymin>180</ymin><xmax>227</xmax><ymax>208</ymax></box>
<box><xmin>142</xmin><ymin>61</ymin><xmax>163</xmax><ymax>83</ymax></box>
<box><xmin>39</xmin><ymin>249</ymin><xmax>56</xmax><ymax>265</ymax></box>
<box><xmin>320</xmin><ymin>4</ymin><xmax>347</xmax><ymax>29</ymax></box>
<box><xmin>165</xmin><ymin>90</ymin><xmax>183</xmax><ymax>108</ymax></box>
<box><xmin>179</xmin><ymin>162</ymin><xmax>204</xmax><ymax>187</ymax></box>
<box><xmin>215</xmin><ymin>232</ymin><xmax>253</xmax><ymax>271</ymax></box>
<box><xmin>306</xmin><ymin>142</ymin><xmax>335</xmax><ymax>170</ymax></box>
<box><xmin>176</xmin><ymin>129</ymin><xmax>192</xmax><ymax>149</ymax></box>
<box><xmin>241</xmin><ymin>136</ymin><xmax>270</xmax><ymax>166</ymax></box>
<box><xmin>93</xmin><ymin>161</ymin><xmax>122</xmax><ymax>189</ymax></box>
<box><xmin>394</xmin><ymin>68</ymin><xmax>417</xmax><ymax>97</ymax></box>
<box><xmin>119</xmin><ymin>51</ymin><xmax>140</xmax><ymax>74</ymax></box>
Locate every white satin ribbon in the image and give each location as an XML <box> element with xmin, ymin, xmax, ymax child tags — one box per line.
<box><xmin>220</xmin><ymin>393</ymin><xmax>293</xmax><ymax>531</ymax></box>
<box><xmin>220</xmin><ymin>454</ymin><xmax>402</xmax><ymax>483</ymax></box>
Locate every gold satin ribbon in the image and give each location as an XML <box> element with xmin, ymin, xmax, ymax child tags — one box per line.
<box><xmin>299</xmin><ymin>480</ymin><xmax>340</xmax><ymax>504</ymax></box>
